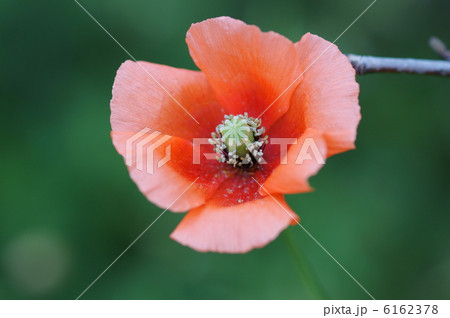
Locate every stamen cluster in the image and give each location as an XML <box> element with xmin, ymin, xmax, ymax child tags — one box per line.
<box><xmin>209</xmin><ymin>113</ymin><xmax>268</xmax><ymax>167</ymax></box>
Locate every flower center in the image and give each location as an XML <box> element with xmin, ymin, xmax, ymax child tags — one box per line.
<box><xmin>209</xmin><ymin>113</ymin><xmax>268</xmax><ymax>167</ymax></box>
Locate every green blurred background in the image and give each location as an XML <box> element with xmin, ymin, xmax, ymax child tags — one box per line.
<box><xmin>1</xmin><ymin>0</ymin><xmax>449</xmax><ymax>300</ymax></box>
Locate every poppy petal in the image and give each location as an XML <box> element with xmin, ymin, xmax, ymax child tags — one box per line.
<box><xmin>170</xmin><ymin>194</ymin><xmax>298</xmax><ymax>253</ymax></box>
<box><xmin>262</xmin><ymin>129</ymin><xmax>327</xmax><ymax>194</ymax></box>
<box><xmin>111</xmin><ymin>61</ymin><xmax>227</xmax><ymax>211</ymax></box>
<box><xmin>186</xmin><ymin>16</ymin><xmax>302</xmax><ymax>128</ymax></box>
<box><xmin>294</xmin><ymin>33</ymin><xmax>360</xmax><ymax>156</ymax></box>
<box><xmin>111</xmin><ymin>60</ymin><xmax>225</xmax><ymax>140</ymax></box>
<box><xmin>111</xmin><ymin>133</ymin><xmax>215</xmax><ymax>212</ymax></box>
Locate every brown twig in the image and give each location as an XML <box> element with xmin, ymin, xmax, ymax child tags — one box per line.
<box><xmin>347</xmin><ymin>54</ymin><xmax>450</xmax><ymax>76</ymax></box>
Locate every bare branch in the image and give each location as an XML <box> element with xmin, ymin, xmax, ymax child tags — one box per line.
<box><xmin>429</xmin><ymin>36</ymin><xmax>450</xmax><ymax>61</ymax></box>
<box><xmin>347</xmin><ymin>54</ymin><xmax>450</xmax><ymax>77</ymax></box>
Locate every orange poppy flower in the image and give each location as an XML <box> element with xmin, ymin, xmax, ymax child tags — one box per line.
<box><xmin>110</xmin><ymin>17</ymin><xmax>360</xmax><ymax>253</ymax></box>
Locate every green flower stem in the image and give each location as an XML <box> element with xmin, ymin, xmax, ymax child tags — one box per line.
<box><xmin>282</xmin><ymin>228</ymin><xmax>328</xmax><ymax>300</ymax></box>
